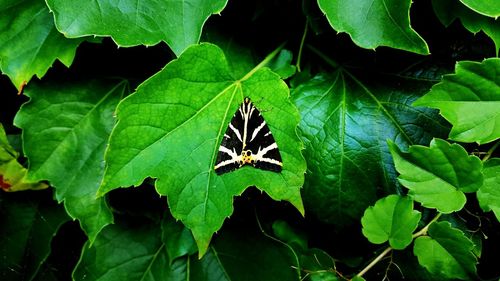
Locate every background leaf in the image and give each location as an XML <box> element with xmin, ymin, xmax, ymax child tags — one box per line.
<box><xmin>0</xmin><ymin>190</ymin><xmax>70</xmax><ymax>281</ymax></box>
<box><xmin>46</xmin><ymin>0</ymin><xmax>228</xmax><ymax>56</ymax></box>
<box><xmin>0</xmin><ymin>0</ymin><xmax>83</xmax><ymax>90</ymax></box>
<box><xmin>361</xmin><ymin>195</ymin><xmax>421</xmax><ymax>250</ymax></box>
<box><xmin>458</xmin><ymin>0</ymin><xmax>500</xmax><ymax>18</ymax></box>
<box><xmin>101</xmin><ymin>43</ymin><xmax>306</xmax><ymax>256</ymax></box>
<box><xmin>413</xmin><ymin>221</ymin><xmax>478</xmax><ymax>280</ymax></box>
<box><xmin>414</xmin><ymin>58</ymin><xmax>500</xmax><ymax>144</ymax></box>
<box><xmin>292</xmin><ymin>71</ymin><xmax>449</xmax><ymax>227</ymax></box>
<box><xmin>389</xmin><ymin>139</ymin><xmax>483</xmax><ymax>213</ymax></box>
<box><xmin>14</xmin><ymin>79</ymin><xmax>127</xmax><ymax>243</ymax></box>
<box><xmin>432</xmin><ymin>0</ymin><xmax>500</xmax><ymax>56</ymax></box>
<box><xmin>477</xmin><ymin>158</ymin><xmax>500</xmax><ymax>222</ymax></box>
<box><xmin>317</xmin><ymin>0</ymin><xmax>429</xmax><ymax>54</ymax></box>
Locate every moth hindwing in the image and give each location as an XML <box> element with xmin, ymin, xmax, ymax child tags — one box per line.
<box><xmin>214</xmin><ymin>97</ymin><xmax>283</xmax><ymax>175</ymax></box>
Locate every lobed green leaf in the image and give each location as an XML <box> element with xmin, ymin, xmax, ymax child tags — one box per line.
<box><xmin>361</xmin><ymin>195</ymin><xmax>421</xmax><ymax>250</ymax></box>
<box><xmin>477</xmin><ymin>158</ymin><xmax>500</xmax><ymax>222</ymax></box>
<box><xmin>389</xmin><ymin>139</ymin><xmax>483</xmax><ymax>213</ymax></box>
<box><xmin>292</xmin><ymin>71</ymin><xmax>449</xmax><ymax>227</ymax></box>
<box><xmin>100</xmin><ymin>43</ymin><xmax>306</xmax><ymax>256</ymax></box>
<box><xmin>46</xmin><ymin>0</ymin><xmax>228</xmax><ymax>56</ymax></box>
<box><xmin>0</xmin><ymin>0</ymin><xmax>83</xmax><ymax>90</ymax></box>
<box><xmin>413</xmin><ymin>221</ymin><xmax>478</xmax><ymax>280</ymax></box>
<box><xmin>14</xmin><ymin>79</ymin><xmax>127</xmax><ymax>243</ymax></box>
<box><xmin>414</xmin><ymin>58</ymin><xmax>500</xmax><ymax>144</ymax></box>
<box><xmin>317</xmin><ymin>0</ymin><xmax>429</xmax><ymax>54</ymax></box>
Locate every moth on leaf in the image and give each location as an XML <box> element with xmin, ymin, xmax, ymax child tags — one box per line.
<box><xmin>214</xmin><ymin>97</ymin><xmax>282</xmax><ymax>175</ymax></box>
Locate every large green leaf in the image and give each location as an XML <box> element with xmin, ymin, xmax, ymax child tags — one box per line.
<box><xmin>361</xmin><ymin>195</ymin><xmax>421</xmax><ymax>250</ymax></box>
<box><xmin>0</xmin><ymin>0</ymin><xmax>83</xmax><ymax>90</ymax></box>
<box><xmin>0</xmin><ymin>190</ymin><xmax>69</xmax><ymax>281</ymax></box>
<box><xmin>317</xmin><ymin>0</ymin><xmax>429</xmax><ymax>54</ymax></box>
<box><xmin>477</xmin><ymin>158</ymin><xmax>500</xmax><ymax>222</ymax></box>
<box><xmin>414</xmin><ymin>58</ymin><xmax>500</xmax><ymax>144</ymax></box>
<box><xmin>432</xmin><ymin>0</ymin><xmax>500</xmax><ymax>55</ymax></box>
<box><xmin>459</xmin><ymin>0</ymin><xmax>500</xmax><ymax>18</ymax></box>
<box><xmin>389</xmin><ymin>139</ymin><xmax>483</xmax><ymax>213</ymax></box>
<box><xmin>413</xmin><ymin>221</ymin><xmax>477</xmax><ymax>280</ymax></box>
<box><xmin>291</xmin><ymin>71</ymin><xmax>449</xmax><ymax>227</ymax></box>
<box><xmin>100</xmin><ymin>43</ymin><xmax>306</xmax><ymax>256</ymax></box>
<box><xmin>14</xmin><ymin>79</ymin><xmax>127</xmax><ymax>243</ymax></box>
<box><xmin>46</xmin><ymin>0</ymin><xmax>228</xmax><ymax>56</ymax></box>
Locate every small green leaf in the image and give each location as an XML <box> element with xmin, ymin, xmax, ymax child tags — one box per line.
<box><xmin>292</xmin><ymin>71</ymin><xmax>449</xmax><ymax>227</ymax></box>
<box><xmin>161</xmin><ymin>215</ymin><xmax>197</xmax><ymax>263</ymax></box>
<box><xmin>459</xmin><ymin>0</ymin><xmax>500</xmax><ymax>18</ymax></box>
<box><xmin>433</xmin><ymin>0</ymin><xmax>500</xmax><ymax>56</ymax></box>
<box><xmin>317</xmin><ymin>0</ymin><xmax>429</xmax><ymax>54</ymax></box>
<box><xmin>414</xmin><ymin>58</ymin><xmax>500</xmax><ymax>144</ymax></box>
<box><xmin>0</xmin><ymin>0</ymin><xmax>83</xmax><ymax>90</ymax></box>
<box><xmin>389</xmin><ymin>139</ymin><xmax>483</xmax><ymax>213</ymax></box>
<box><xmin>0</xmin><ymin>191</ymin><xmax>70</xmax><ymax>281</ymax></box>
<box><xmin>267</xmin><ymin>49</ymin><xmax>297</xmax><ymax>79</ymax></box>
<box><xmin>413</xmin><ymin>221</ymin><xmax>478</xmax><ymax>280</ymax></box>
<box><xmin>14</xmin><ymin>79</ymin><xmax>127</xmax><ymax>243</ymax></box>
<box><xmin>0</xmin><ymin>123</ymin><xmax>48</xmax><ymax>192</ymax></box>
<box><xmin>46</xmin><ymin>0</ymin><xmax>228</xmax><ymax>55</ymax></box>
<box><xmin>477</xmin><ymin>158</ymin><xmax>500</xmax><ymax>222</ymax></box>
<box><xmin>361</xmin><ymin>195</ymin><xmax>421</xmax><ymax>250</ymax></box>
<box><xmin>100</xmin><ymin>43</ymin><xmax>306</xmax><ymax>256</ymax></box>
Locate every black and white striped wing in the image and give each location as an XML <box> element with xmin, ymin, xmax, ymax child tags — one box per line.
<box><xmin>214</xmin><ymin>97</ymin><xmax>282</xmax><ymax>175</ymax></box>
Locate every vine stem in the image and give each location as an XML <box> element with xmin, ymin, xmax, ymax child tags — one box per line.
<box><xmin>354</xmin><ymin>213</ymin><xmax>442</xmax><ymax>280</ymax></box>
<box><xmin>240</xmin><ymin>42</ymin><xmax>286</xmax><ymax>81</ymax></box>
<box><xmin>482</xmin><ymin>141</ymin><xmax>499</xmax><ymax>162</ymax></box>
<box><xmin>296</xmin><ymin>19</ymin><xmax>309</xmax><ymax>72</ymax></box>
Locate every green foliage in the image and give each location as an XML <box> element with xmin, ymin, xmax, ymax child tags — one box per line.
<box><xmin>1</xmin><ymin>0</ymin><xmax>499</xmax><ymax>280</ymax></box>
<box><xmin>414</xmin><ymin>58</ymin><xmax>500</xmax><ymax>144</ymax></box>
<box><xmin>361</xmin><ymin>195</ymin><xmax>421</xmax><ymax>249</ymax></box>
<box><xmin>414</xmin><ymin>221</ymin><xmax>478</xmax><ymax>280</ymax></box>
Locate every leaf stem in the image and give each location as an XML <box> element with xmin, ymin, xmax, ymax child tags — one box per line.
<box><xmin>354</xmin><ymin>213</ymin><xmax>442</xmax><ymax>280</ymax></box>
<box><xmin>355</xmin><ymin>246</ymin><xmax>392</xmax><ymax>279</ymax></box>
<box><xmin>240</xmin><ymin>42</ymin><xmax>286</xmax><ymax>81</ymax></box>
<box><xmin>296</xmin><ymin>20</ymin><xmax>309</xmax><ymax>72</ymax></box>
<box><xmin>482</xmin><ymin>141</ymin><xmax>499</xmax><ymax>162</ymax></box>
<box><xmin>306</xmin><ymin>44</ymin><xmax>339</xmax><ymax>69</ymax></box>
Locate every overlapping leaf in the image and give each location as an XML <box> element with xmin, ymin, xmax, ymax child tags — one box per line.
<box><xmin>361</xmin><ymin>195</ymin><xmax>421</xmax><ymax>249</ymax></box>
<box><xmin>100</xmin><ymin>43</ymin><xmax>306</xmax><ymax>256</ymax></box>
<box><xmin>0</xmin><ymin>191</ymin><xmax>69</xmax><ymax>281</ymax></box>
<box><xmin>0</xmin><ymin>0</ymin><xmax>83</xmax><ymax>90</ymax></box>
<box><xmin>317</xmin><ymin>0</ymin><xmax>429</xmax><ymax>54</ymax></box>
<box><xmin>414</xmin><ymin>58</ymin><xmax>500</xmax><ymax>144</ymax></box>
<box><xmin>46</xmin><ymin>0</ymin><xmax>228</xmax><ymax>56</ymax></box>
<box><xmin>433</xmin><ymin>0</ymin><xmax>500</xmax><ymax>55</ymax></box>
<box><xmin>292</xmin><ymin>71</ymin><xmax>449</xmax><ymax>227</ymax></box>
<box><xmin>459</xmin><ymin>0</ymin><xmax>500</xmax><ymax>18</ymax></box>
<box><xmin>414</xmin><ymin>221</ymin><xmax>477</xmax><ymax>280</ymax></box>
<box><xmin>477</xmin><ymin>158</ymin><xmax>500</xmax><ymax>221</ymax></box>
<box><xmin>389</xmin><ymin>139</ymin><xmax>483</xmax><ymax>213</ymax></box>
<box><xmin>14</xmin><ymin>80</ymin><xmax>127</xmax><ymax>243</ymax></box>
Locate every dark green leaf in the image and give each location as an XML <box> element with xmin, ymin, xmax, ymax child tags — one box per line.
<box><xmin>361</xmin><ymin>195</ymin><xmax>421</xmax><ymax>249</ymax></box>
<box><xmin>432</xmin><ymin>0</ymin><xmax>500</xmax><ymax>54</ymax></box>
<box><xmin>0</xmin><ymin>0</ymin><xmax>83</xmax><ymax>90</ymax></box>
<box><xmin>317</xmin><ymin>0</ymin><xmax>429</xmax><ymax>54</ymax></box>
<box><xmin>477</xmin><ymin>158</ymin><xmax>500</xmax><ymax>221</ymax></box>
<box><xmin>0</xmin><ymin>191</ymin><xmax>69</xmax><ymax>281</ymax></box>
<box><xmin>413</xmin><ymin>221</ymin><xmax>478</xmax><ymax>280</ymax></box>
<box><xmin>292</xmin><ymin>71</ymin><xmax>448</xmax><ymax>227</ymax></box>
<box><xmin>267</xmin><ymin>49</ymin><xmax>297</xmax><ymax>79</ymax></box>
<box><xmin>414</xmin><ymin>58</ymin><xmax>500</xmax><ymax>144</ymax></box>
<box><xmin>389</xmin><ymin>139</ymin><xmax>483</xmax><ymax>213</ymax></box>
<box><xmin>161</xmin><ymin>215</ymin><xmax>197</xmax><ymax>263</ymax></box>
<box><xmin>14</xmin><ymin>79</ymin><xmax>127</xmax><ymax>243</ymax></box>
<box><xmin>46</xmin><ymin>0</ymin><xmax>228</xmax><ymax>55</ymax></box>
<box><xmin>100</xmin><ymin>43</ymin><xmax>306</xmax><ymax>256</ymax></box>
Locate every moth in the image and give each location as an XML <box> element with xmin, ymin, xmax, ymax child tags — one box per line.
<box><xmin>214</xmin><ymin>97</ymin><xmax>282</xmax><ymax>175</ymax></box>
